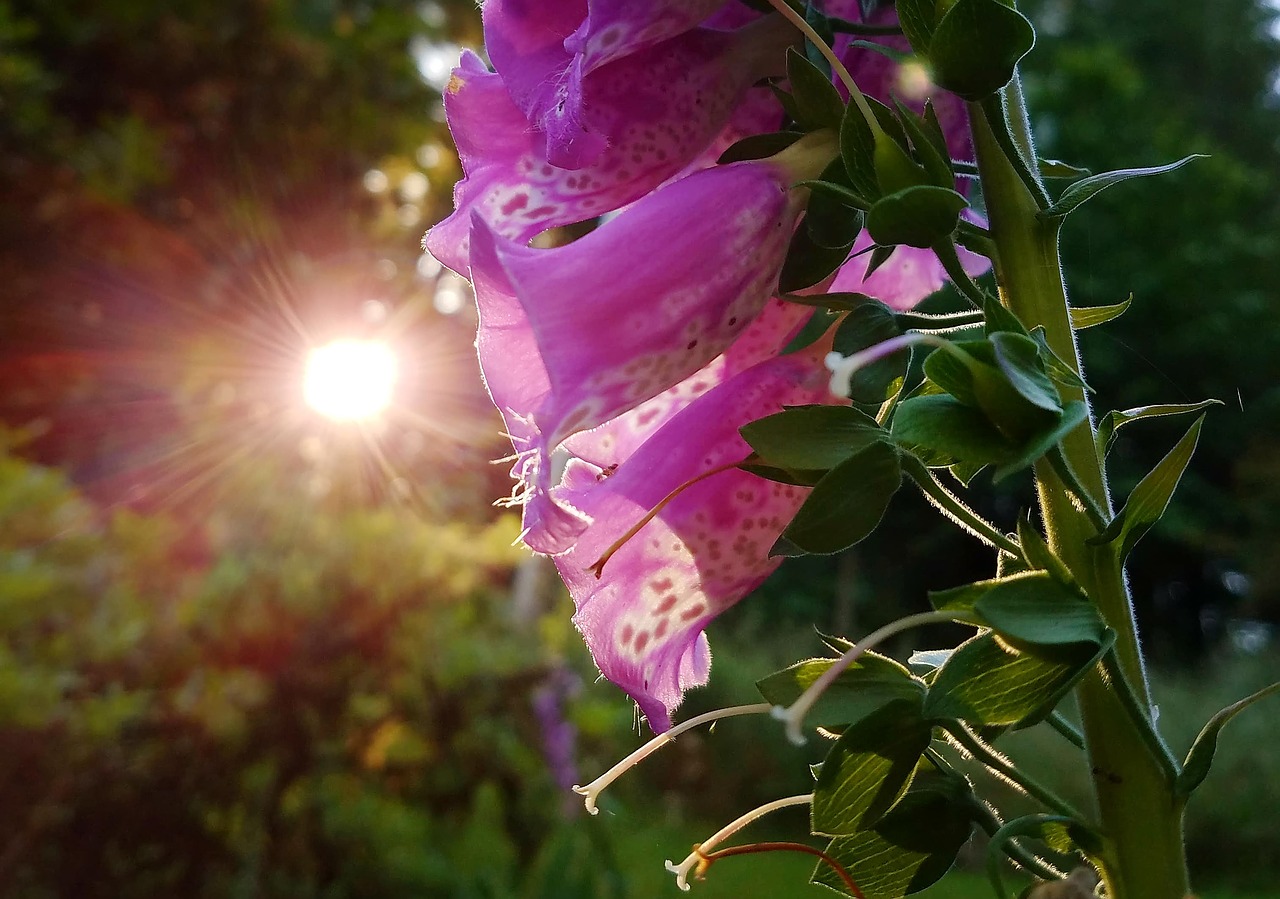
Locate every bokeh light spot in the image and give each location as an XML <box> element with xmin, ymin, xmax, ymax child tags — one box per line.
<box><xmin>304</xmin><ymin>339</ymin><xmax>398</xmax><ymax>421</ymax></box>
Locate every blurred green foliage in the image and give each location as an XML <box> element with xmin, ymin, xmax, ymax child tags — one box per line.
<box><xmin>0</xmin><ymin>433</ymin><xmax>612</xmax><ymax>897</ymax></box>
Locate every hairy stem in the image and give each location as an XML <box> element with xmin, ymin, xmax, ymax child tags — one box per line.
<box><xmin>970</xmin><ymin>63</ymin><xmax>1189</xmax><ymax>899</ymax></box>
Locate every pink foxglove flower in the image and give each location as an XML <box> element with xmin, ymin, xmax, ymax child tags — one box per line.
<box><xmin>469</xmin><ymin>158</ymin><xmax>808</xmax><ymax>554</ymax></box>
<box><xmin>554</xmin><ymin>346</ymin><xmax>833</xmax><ymax>732</ymax></box>
<box><xmin>481</xmin><ymin>0</ymin><xmax>731</xmax><ymax>168</ymax></box>
<box><xmin>428</xmin><ymin>19</ymin><xmax>790</xmax><ymax>275</ymax></box>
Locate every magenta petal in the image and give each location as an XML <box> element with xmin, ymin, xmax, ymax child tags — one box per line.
<box><xmin>471</xmin><ymin>161</ymin><xmax>796</xmax><ymax>450</ymax></box>
<box><xmin>553</xmin><ymin>352</ymin><xmax>834</xmax><ymax>731</ymax></box>
<box><xmin>563</xmin><ymin>298</ymin><xmax>810</xmax><ymax>468</ymax></box>
<box><xmin>427</xmin><ymin>25</ymin><xmax>789</xmax><ymax>275</ymax></box>
<box><xmin>565</xmin><ymin>0</ymin><xmax>726</xmax><ymax>74</ymax></box>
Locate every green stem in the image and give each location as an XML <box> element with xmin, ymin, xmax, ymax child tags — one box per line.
<box><xmin>964</xmin><ymin>795</ymin><xmax>1067</xmax><ymax>882</ymax></box>
<box><xmin>1046</xmin><ymin>446</ymin><xmax>1109</xmax><ymax>532</ymax></box>
<box><xmin>1099</xmin><ymin>651</ymin><xmax>1181</xmax><ymax>783</ymax></box>
<box><xmin>947</xmin><ymin>723</ymin><xmax>1083</xmax><ymax>821</ymax></box>
<box><xmin>970</xmin><ymin>67</ymin><xmax>1190</xmax><ymax>899</ymax></box>
<box><xmin>933</xmin><ymin>238</ymin><xmax>989</xmax><ymax>309</ymax></box>
<box><xmin>902</xmin><ymin>455</ymin><xmax>1020</xmax><ymax>557</ymax></box>
<box><xmin>1046</xmin><ymin>711</ymin><xmax>1086</xmax><ymax>751</ymax></box>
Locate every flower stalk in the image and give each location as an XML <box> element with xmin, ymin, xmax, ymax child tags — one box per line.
<box><xmin>969</xmin><ymin>61</ymin><xmax>1190</xmax><ymax>899</ymax></box>
<box><xmin>665</xmin><ymin>794</ymin><xmax>813</xmax><ymax>891</ymax></box>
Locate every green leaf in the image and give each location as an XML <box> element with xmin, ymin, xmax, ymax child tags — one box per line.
<box><xmin>892</xmin><ymin>99</ymin><xmax>953</xmax><ymax>188</ymax></box>
<box><xmin>756</xmin><ymin>653</ymin><xmax>925</xmax><ymax>731</ymax></box>
<box><xmin>718</xmin><ymin>130</ymin><xmax>803</xmax><ymax>164</ymax></box>
<box><xmin>778</xmin><ymin>441</ymin><xmax>903</xmax><ymax>555</ymax></box>
<box><xmin>1177</xmin><ymin>682</ymin><xmax>1280</xmax><ymax>797</ymax></box>
<box><xmin>923</xmin><ymin>630</ymin><xmax>1111</xmax><ymax>728</ymax></box>
<box><xmin>893</xmin><ymin>0</ymin><xmax>936</xmax><ymax>54</ymax></box>
<box><xmin>1038</xmin><ymin>158</ymin><xmax>1091</xmax><ymax>180</ymax></box>
<box><xmin>972</xmin><ymin>573</ymin><xmax>1105</xmax><ymax>648</ymax></box>
<box><xmin>891</xmin><ymin>394</ymin><xmax>1015</xmax><ymax>467</ymax></box>
<box><xmin>1089</xmin><ymin>415</ymin><xmax>1206</xmax><ymax>558</ymax></box>
<box><xmin>863</xmin><ymin>243</ymin><xmax>898</xmax><ymax>278</ymax></box>
<box><xmin>812</xmin><ymin>699</ymin><xmax>932</xmax><ymax>835</ymax></box>
<box><xmin>815</xmin><ymin>772</ymin><xmax>973</xmax><ymax>898</ymax></box>
<box><xmin>990</xmin><ymin>332</ymin><xmax>1061</xmax><ymax>412</ymax></box>
<box><xmin>741</xmin><ymin>405</ymin><xmax>885</xmax><ymax>470</ymax></box>
<box><xmin>1069</xmin><ymin>295</ymin><xmax>1132</xmax><ymax>330</ymax></box>
<box><xmin>840</xmin><ymin>98</ymin><xmax>880</xmax><ymax>200</ymax></box>
<box><xmin>787</xmin><ymin>47</ymin><xmax>846</xmax><ymax>131</ymax></box>
<box><xmin>779</xmin><ymin>219</ymin><xmax>854</xmax><ymax>292</ymax></box>
<box><xmin>738</xmin><ymin>462</ymin><xmax>826</xmax><ymax>487</ymax></box>
<box><xmin>1043</xmin><ymin>155</ymin><xmax>1206</xmax><ymax>218</ymax></box>
<box><xmin>1095</xmin><ymin>399</ymin><xmax>1224</xmax><ymax>458</ymax></box>
<box><xmin>928</xmin><ymin>570</ymin><xmax>1051</xmax><ymax>614</ymax></box>
<box><xmin>986</xmin><ymin>815</ymin><xmax>1102</xmax><ymax>899</ymax></box>
<box><xmin>1027</xmin><ymin>326</ymin><xmax>1090</xmax><ymax>392</ymax></box>
<box><xmin>781</xmin><ymin>307</ymin><xmax>841</xmax><ymax>355</ymax></box>
<box><xmin>991</xmin><ymin>400</ymin><xmax>1089</xmax><ymax>482</ymax></box>
<box><xmin>782</xmin><ymin>290</ymin><xmax>878</xmax><ymax>312</ymax></box>
<box><xmin>949</xmin><ymin>459</ymin><xmax>986</xmax><ymax>487</ymax></box>
<box><xmin>832</xmin><ymin>301</ymin><xmax>907</xmax><ymax>404</ymax></box>
<box><xmin>867</xmin><ymin>185</ymin><xmax>968</xmax><ymax>249</ymax></box>
<box><xmin>1016</xmin><ymin>514</ymin><xmax>1075</xmax><ymax>586</ymax></box>
<box><xmin>807</xmin><ymin>159</ymin><xmax>868</xmax><ymax>249</ymax></box>
<box><xmin>928</xmin><ymin>0</ymin><xmax>1036</xmax><ymax>100</ymax></box>
<box><xmin>982</xmin><ymin>294</ymin><xmax>1028</xmax><ymax>337</ymax></box>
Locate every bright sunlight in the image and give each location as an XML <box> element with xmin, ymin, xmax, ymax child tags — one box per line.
<box><xmin>304</xmin><ymin>339</ymin><xmax>398</xmax><ymax>421</ymax></box>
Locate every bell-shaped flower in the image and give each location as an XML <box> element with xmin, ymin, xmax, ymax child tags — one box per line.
<box><xmin>427</xmin><ymin>18</ymin><xmax>791</xmax><ymax>275</ymax></box>
<box><xmin>482</xmin><ymin>0</ymin><xmax>731</xmax><ymax>168</ymax></box>
<box><xmin>553</xmin><ymin>346</ymin><xmax>835</xmax><ymax>732</ymax></box>
<box><xmin>469</xmin><ymin>158</ymin><xmax>814</xmax><ymax>554</ymax></box>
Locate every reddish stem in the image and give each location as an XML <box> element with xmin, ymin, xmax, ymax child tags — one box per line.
<box><xmin>696</xmin><ymin>841</ymin><xmax>866</xmax><ymax>899</ymax></box>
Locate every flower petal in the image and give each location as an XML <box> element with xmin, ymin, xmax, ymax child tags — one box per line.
<box><xmin>830</xmin><ymin>215</ymin><xmax>990</xmax><ymax>310</ymax></box>
<box><xmin>554</xmin><ymin>350</ymin><xmax>835</xmax><ymax>731</ymax></box>
<box><xmin>427</xmin><ymin>24</ymin><xmax>790</xmax><ymax>274</ymax></box>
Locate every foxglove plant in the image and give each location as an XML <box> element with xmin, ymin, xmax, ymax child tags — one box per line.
<box><xmin>429</xmin><ymin>2</ymin><xmax>1276</xmax><ymax>899</ymax></box>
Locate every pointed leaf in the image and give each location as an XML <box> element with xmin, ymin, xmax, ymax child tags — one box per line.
<box><xmin>841</xmin><ymin>98</ymin><xmax>881</xmax><ymax>200</ymax></box>
<box><xmin>807</xmin><ymin>160</ymin><xmax>869</xmax><ymax>249</ymax></box>
<box><xmin>929</xmin><ymin>570</ymin><xmax>1051</xmax><ymax>614</ymax></box>
<box><xmin>812</xmin><ymin>699</ymin><xmax>932</xmax><ymax>835</ymax></box>
<box><xmin>718</xmin><ymin>130</ymin><xmax>805</xmax><ymax>164</ymax></box>
<box><xmin>781</xmin><ymin>307</ymin><xmax>841</xmax><ymax>355</ymax></box>
<box><xmin>923</xmin><ymin>630</ymin><xmax>1112</xmax><ymax>728</ymax></box>
<box><xmin>972</xmin><ymin>573</ymin><xmax>1105</xmax><ymax>648</ymax></box>
<box><xmin>1177</xmin><ymin>682</ymin><xmax>1280</xmax><ymax>797</ymax></box>
<box><xmin>1044</xmin><ymin>155</ymin><xmax>1206</xmax><ymax>218</ymax></box>
<box><xmin>756</xmin><ymin>653</ymin><xmax>925</xmax><ymax>731</ymax></box>
<box><xmin>1089</xmin><ymin>415</ymin><xmax>1206</xmax><ymax>558</ymax></box>
<box><xmin>1028</xmin><ymin>327</ymin><xmax>1090</xmax><ymax>392</ymax></box>
<box><xmin>1069</xmin><ymin>295</ymin><xmax>1132</xmax><ymax>330</ymax></box>
<box><xmin>1096</xmin><ymin>399</ymin><xmax>1224</xmax><ymax>458</ymax></box>
<box><xmin>742</xmin><ymin>405</ymin><xmax>885</xmax><ymax>470</ymax></box>
<box><xmin>893</xmin><ymin>99</ymin><xmax>953</xmax><ymax>188</ymax></box>
<box><xmin>815</xmin><ymin>775</ymin><xmax>973</xmax><ymax>898</ymax></box>
<box><xmin>894</xmin><ymin>0</ymin><xmax>937</xmax><ymax>54</ymax></box>
<box><xmin>778</xmin><ymin>441</ymin><xmax>903</xmax><ymax>555</ymax></box>
<box><xmin>892</xmin><ymin>394</ymin><xmax>1016</xmax><ymax>467</ymax></box>
<box><xmin>787</xmin><ymin>47</ymin><xmax>846</xmax><ymax>131</ymax></box>
<box><xmin>780</xmin><ymin>219</ymin><xmax>854</xmax><ymax>292</ymax></box>
<box><xmin>992</xmin><ymin>400</ymin><xmax>1089</xmax><ymax>482</ymax></box>
<box><xmin>1039</xmin><ymin>158</ymin><xmax>1091</xmax><ymax>180</ymax></box>
<box><xmin>783</xmin><ymin>290</ymin><xmax>878</xmax><ymax>313</ymax></box>
<box><xmin>832</xmin><ymin>301</ymin><xmax>907</xmax><ymax>404</ymax></box>
<box><xmin>990</xmin><ymin>332</ymin><xmax>1061</xmax><ymax>412</ymax></box>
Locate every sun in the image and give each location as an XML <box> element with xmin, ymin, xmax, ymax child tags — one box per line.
<box><xmin>304</xmin><ymin>339</ymin><xmax>398</xmax><ymax>421</ymax></box>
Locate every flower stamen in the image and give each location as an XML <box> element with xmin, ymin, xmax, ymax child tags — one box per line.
<box><xmin>775</xmin><ymin>609</ymin><xmax>976</xmax><ymax>745</ymax></box>
<box><xmin>664</xmin><ymin>794</ymin><xmax>813</xmax><ymax>891</ymax></box>
<box><xmin>588</xmin><ymin>457</ymin><xmax>752</xmax><ymax>578</ymax></box>
<box><xmin>572</xmin><ymin>702</ymin><xmax>772</xmax><ymax>814</ymax></box>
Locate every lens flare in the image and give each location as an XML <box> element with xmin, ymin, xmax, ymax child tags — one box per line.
<box><xmin>304</xmin><ymin>339</ymin><xmax>398</xmax><ymax>420</ymax></box>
